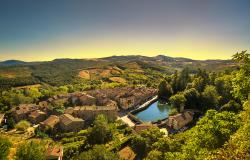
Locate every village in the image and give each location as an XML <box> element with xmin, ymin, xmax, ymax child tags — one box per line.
<box><xmin>2</xmin><ymin>87</ymin><xmax>197</xmax><ymax>134</ymax></box>
<box><xmin>0</xmin><ymin>86</ymin><xmax>197</xmax><ymax>159</ymax></box>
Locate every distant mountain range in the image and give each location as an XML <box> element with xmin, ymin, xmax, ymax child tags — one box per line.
<box><xmin>0</xmin><ymin>60</ymin><xmax>27</xmax><ymax>66</ymax></box>
<box><xmin>0</xmin><ymin>60</ymin><xmax>43</xmax><ymax>66</ymax></box>
<box><xmin>0</xmin><ymin>55</ymin><xmax>231</xmax><ymax>66</ymax></box>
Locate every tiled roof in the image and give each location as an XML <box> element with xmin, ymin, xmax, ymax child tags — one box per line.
<box><xmin>170</xmin><ymin>111</ymin><xmax>193</xmax><ymax>122</ymax></box>
<box><xmin>14</xmin><ymin>104</ymin><xmax>38</xmax><ymax>115</ymax></box>
<box><xmin>73</xmin><ymin>105</ymin><xmax>117</xmax><ymax>112</ymax></box>
<box><xmin>29</xmin><ymin>110</ymin><xmax>46</xmax><ymax>118</ymax></box>
<box><xmin>41</xmin><ymin>115</ymin><xmax>59</xmax><ymax>128</ymax></box>
<box><xmin>60</xmin><ymin>114</ymin><xmax>83</xmax><ymax>126</ymax></box>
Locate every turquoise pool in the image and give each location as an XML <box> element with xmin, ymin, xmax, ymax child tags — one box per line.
<box><xmin>134</xmin><ymin>101</ymin><xmax>172</xmax><ymax>122</ymax></box>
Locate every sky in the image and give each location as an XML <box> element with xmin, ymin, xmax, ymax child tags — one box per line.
<box><xmin>0</xmin><ymin>0</ymin><xmax>250</xmax><ymax>61</ymax></box>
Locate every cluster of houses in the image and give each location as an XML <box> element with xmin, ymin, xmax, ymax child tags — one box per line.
<box><xmin>85</xmin><ymin>87</ymin><xmax>157</xmax><ymax>110</ymax></box>
<box><xmin>10</xmin><ymin>87</ymin><xmax>157</xmax><ymax>133</ymax></box>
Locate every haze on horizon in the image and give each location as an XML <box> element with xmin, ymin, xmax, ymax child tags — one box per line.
<box><xmin>0</xmin><ymin>0</ymin><xmax>250</xmax><ymax>61</ymax></box>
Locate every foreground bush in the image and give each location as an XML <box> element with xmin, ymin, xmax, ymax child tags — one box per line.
<box><xmin>15</xmin><ymin>120</ymin><xmax>30</xmax><ymax>131</ymax></box>
<box><xmin>76</xmin><ymin>145</ymin><xmax>119</xmax><ymax>160</ymax></box>
<box><xmin>15</xmin><ymin>140</ymin><xmax>46</xmax><ymax>160</ymax></box>
<box><xmin>0</xmin><ymin>136</ymin><xmax>12</xmax><ymax>160</ymax></box>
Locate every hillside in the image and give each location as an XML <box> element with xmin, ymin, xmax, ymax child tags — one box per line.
<box><xmin>0</xmin><ymin>55</ymin><xmax>237</xmax><ymax>89</ymax></box>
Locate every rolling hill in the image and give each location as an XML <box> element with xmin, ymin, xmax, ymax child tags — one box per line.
<box><xmin>0</xmin><ymin>55</ymin><xmax>237</xmax><ymax>89</ymax></box>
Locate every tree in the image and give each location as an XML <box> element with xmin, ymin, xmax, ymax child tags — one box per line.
<box><xmin>178</xmin><ymin>67</ymin><xmax>190</xmax><ymax>91</ymax></box>
<box><xmin>169</xmin><ymin>93</ymin><xmax>186</xmax><ymax>112</ymax></box>
<box><xmin>232</xmin><ymin>50</ymin><xmax>250</xmax><ymax>64</ymax></box>
<box><xmin>231</xmin><ymin>51</ymin><xmax>250</xmax><ymax>102</ymax></box>
<box><xmin>215</xmin><ymin>74</ymin><xmax>233</xmax><ymax>105</ymax></box>
<box><xmin>145</xmin><ymin>150</ymin><xmax>164</xmax><ymax>160</ymax></box>
<box><xmin>220</xmin><ymin>100</ymin><xmax>242</xmax><ymax>113</ymax></box>
<box><xmin>197</xmin><ymin>69</ymin><xmax>210</xmax><ymax>85</ymax></box>
<box><xmin>158</xmin><ymin>80</ymin><xmax>173</xmax><ymax>100</ymax></box>
<box><xmin>201</xmin><ymin>85</ymin><xmax>220</xmax><ymax>111</ymax></box>
<box><xmin>7</xmin><ymin>117</ymin><xmax>15</xmax><ymax>130</ymax></box>
<box><xmin>183</xmin><ymin>88</ymin><xmax>200</xmax><ymax>109</ymax></box>
<box><xmin>171</xmin><ymin>68</ymin><xmax>190</xmax><ymax>94</ymax></box>
<box><xmin>24</xmin><ymin>88</ymin><xmax>42</xmax><ymax>102</ymax></box>
<box><xmin>15</xmin><ymin>140</ymin><xmax>46</xmax><ymax>160</ymax></box>
<box><xmin>180</xmin><ymin>110</ymin><xmax>240</xmax><ymax>159</ymax></box>
<box><xmin>58</xmin><ymin>86</ymin><xmax>69</xmax><ymax>94</ymax></box>
<box><xmin>87</xmin><ymin>115</ymin><xmax>113</xmax><ymax>144</ymax></box>
<box><xmin>0</xmin><ymin>136</ymin><xmax>12</xmax><ymax>160</ymax></box>
<box><xmin>140</xmin><ymin>127</ymin><xmax>164</xmax><ymax>147</ymax></box>
<box><xmin>209</xmin><ymin>72</ymin><xmax>217</xmax><ymax>85</ymax></box>
<box><xmin>171</xmin><ymin>71</ymin><xmax>179</xmax><ymax>94</ymax></box>
<box><xmin>76</xmin><ymin>145</ymin><xmax>119</xmax><ymax>160</ymax></box>
<box><xmin>209</xmin><ymin>98</ymin><xmax>250</xmax><ymax>159</ymax></box>
<box><xmin>130</xmin><ymin>135</ymin><xmax>148</xmax><ymax>158</ymax></box>
<box><xmin>192</xmin><ymin>76</ymin><xmax>205</xmax><ymax>92</ymax></box>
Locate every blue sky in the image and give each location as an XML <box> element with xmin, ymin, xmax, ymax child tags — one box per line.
<box><xmin>0</xmin><ymin>0</ymin><xmax>250</xmax><ymax>61</ymax></box>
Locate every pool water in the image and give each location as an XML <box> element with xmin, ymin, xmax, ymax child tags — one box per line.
<box><xmin>134</xmin><ymin>101</ymin><xmax>172</xmax><ymax>122</ymax></box>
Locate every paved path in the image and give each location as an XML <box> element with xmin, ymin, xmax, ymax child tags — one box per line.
<box><xmin>118</xmin><ymin>95</ymin><xmax>158</xmax><ymax>127</ymax></box>
<box><xmin>119</xmin><ymin>115</ymin><xmax>135</xmax><ymax>127</ymax></box>
<box><xmin>131</xmin><ymin>95</ymin><xmax>158</xmax><ymax>113</ymax></box>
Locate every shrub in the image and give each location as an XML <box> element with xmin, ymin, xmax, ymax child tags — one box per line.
<box><xmin>169</xmin><ymin>107</ymin><xmax>178</xmax><ymax>116</ymax></box>
<box><xmin>0</xmin><ymin>136</ymin><xmax>12</xmax><ymax>160</ymax></box>
<box><xmin>15</xmin><ymin>140</ymin><xmax>46</xmax><ymax>160</ymax></box>
<box><xmin>15</xmin><ymin>120</ymin><xmax>30</xmax><ymax>131</ymax></box>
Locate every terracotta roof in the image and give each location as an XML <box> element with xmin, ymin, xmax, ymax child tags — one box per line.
<box><xmin>64</xmin><ymin>107</ymin><xmax>74</xmax><ymax>114</ymax></box>
<box><xmin>41</xmin><ymin>115</ymin><xmax>59</xmax><ymax>128</ymax></box>
<box><xmin>170</xmin><ymin>111</ymin><xmax>193</xmax><ymax>122</ymax></box>
<box><xmin>14</xmin><ymin>104</ymin><xmax>38</xmax><ymax>115</ymax></box>
<box><xmin>74</xmin><ymin>105</ymin><xmax>117</xmax><ymax>111</ymax></box>
<box><xmin>79</xmin><ymin>93</ymin><xmax>95</xmax><ymax>99</ymax></box>
<box><xmin>29</xmin><ymin>110</ymin><xmax>46</xmax><ymax>118</ymax></box>
<box><xmin>60</xmin><ymin>114</ymin><xmax>84</xmax><ymax>126</ymax></box>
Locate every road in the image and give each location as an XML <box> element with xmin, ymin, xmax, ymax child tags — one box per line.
<box><xmin>119</xmin><ymin>115</ymin><xmax>135</xmax><ymax>127</ymax></box>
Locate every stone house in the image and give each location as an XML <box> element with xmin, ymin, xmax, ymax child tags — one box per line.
<box><xmin>59</xmin><ymin>114</ymin><xmax>84</xmax><ymax>132</ymax></box>
<box><xmin>28</xmin><ymin>110</ymin><xmax>47</xmax><ymax>124</ymax></box>
<box><xmin>115</xmin><ymin>87</ymin><xmax>157</xmax><ymax>110</ymax></box>
<box><xmin>11</xmin><ymin>104</ymin><xmax>39</xmax><ymax>122</ymax></box>
<box><xmin>39</xmin><ymin>101</ymin><xmax>48</xmax><ymax>109</ymax></box>
<box><xmin>78</xmin><ymin>93</ymin><xmax>96</xmax><ymax>106</ymax></box>
<box><xmin>69</xmin><ymin>92</ymin><xmax>96</xmax><ymax>106</ymax></box>
<box><xmin>168</xmin><ymin>111</ymin><xmax>194</xmax><ymax>130</ymax></box>
<box><xmin>105</xmin><ymin>100</ymin><xmax>118</xmax><ymax>108</ymax></box>
<box><xmin>84</xmin><ymin>87</ymin><xmax>157</xmax><ymax>110</ymax></box>
<box><xmin>64</xmin><ymin>107</ymin><xmax>74</xmax><ymax>115</ymax></box>
<box><xmin>118</xmin><ymin>96</ymin><xmax>135</xmax><ymax>110</ymax></box>
<box><xmin>40</xmin><ymin>115</ymin><xmax>60</xmax><ymax>133</ymax></box>
<box><xmin>72</xmin><ymin>105</ymin><xmax>118</xmax><ymax>122</ymax></box>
